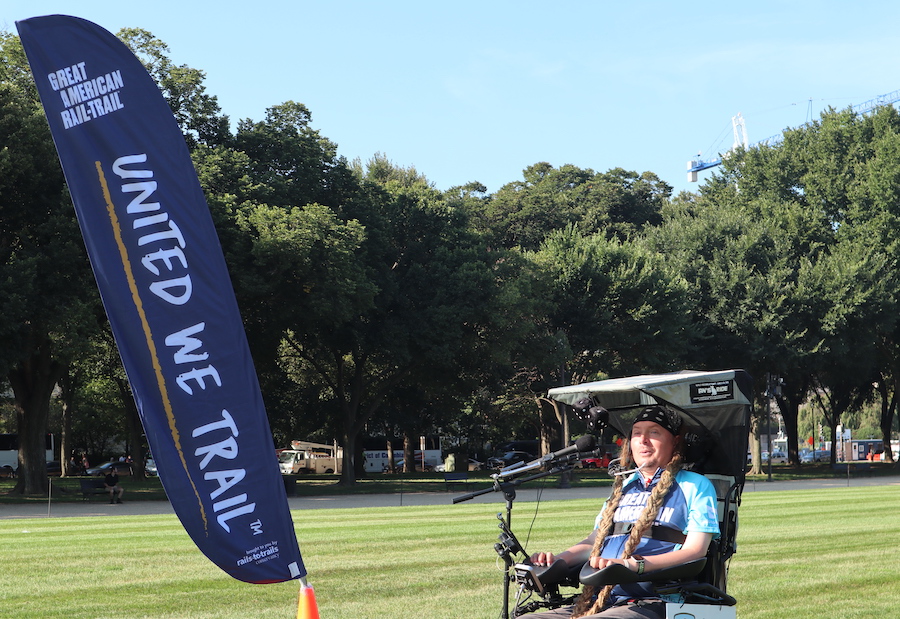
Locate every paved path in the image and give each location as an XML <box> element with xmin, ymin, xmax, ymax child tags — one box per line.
<box><xmin>2</xmin><ymin>474</ymin><xmax>897</xmax><ymax>520</ymax></box>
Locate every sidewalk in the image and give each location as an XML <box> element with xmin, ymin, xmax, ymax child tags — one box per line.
<box><xmin>2</xmin><ymin>475</ymin><xmax>897</xmax><ymax>520</ymax></box>
<box><xmin>2</xmin><ymin>485</ymin><xmax>570</xmax><ymax>519</ymax></box>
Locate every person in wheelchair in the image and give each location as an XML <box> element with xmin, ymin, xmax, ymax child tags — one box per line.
<box><xmin>525</xmin><ymin>405</ymin><xmax>719</xmax><ymax>618</ymax></box>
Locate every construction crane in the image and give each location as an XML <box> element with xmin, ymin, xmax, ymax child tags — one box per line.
<box><xmin>686</xmin><ymin>88</ymin><xmax>900</xmax><ymax>182</ymax></box>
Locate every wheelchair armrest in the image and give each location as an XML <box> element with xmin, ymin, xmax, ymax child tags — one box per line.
<box><xmin>579</xmin><ymin>558</ymin><xmax>707</xmax><ymax>588</ymax></box>
<box><xmin>516</xmin><ymin>557</ymin><xmax>582</xmax><ymax>590</ymax></box>
<box><xmin>531</xmin><ymin>559</ymin><xmax>570</xmax><ymax>585</ymax></box>
<box><xmin>524</xmin><ymin>546</ymin><xmax>593</xmax><ymax>586</ymax></box>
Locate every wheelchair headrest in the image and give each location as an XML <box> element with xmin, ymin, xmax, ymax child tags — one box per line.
<box><xmin>681</xmin><ymin>425</ymin><xmax>716</xmax><ymax>471</ymax></box>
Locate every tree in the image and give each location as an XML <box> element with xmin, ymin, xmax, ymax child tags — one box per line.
<box><xmin>844</xmin><ymin>108</ymin><xmax>900</xmax><ymax>462</ymax></box>
<box><xmin>117</xmin><ymin>28</ymin><xmax>230</xmax><ymax>148</ymax></box>
<box><xmin>460</xmin><ymin>164</ymin><xmax>676</xmax><ymax>453</ymax></box>
<box><xmin>308</xmin><ymin>161</ymin><xmax>514</xmax><ymax>484</ymax></box>
<box><xmin>0</xmin><ymin>27</ymin><xmax>236</xmax><ymax>494</ymax></box>
<box><xmin>648</xmin><ymin>187</ymin><xmax>831</xmax><ymax>471</ymax></box>
<box><xmin>237</xmin><ymin>148</ymin><xmax>528</xmax><ymax>484</ymax></box>
<box><xmin>670</xmin><ymin>104</ymin><xmax>900</xmax><ymax>469</ymax></box>
<box><xmin>533</xmin><ymin>225</ymin><xmax>693</xmax><ymax>385</ymax></box>
<box><xmin>0</xmin><ymin>33</ymin><xmax>102</xmax><ymax>494</ymax></box>
<box><xmin>480</xmin><ymin>163</ymin><xmax>670</xmax><ymax>252</ymax></box>
<box><xmin>739</xmin><ymin>105</ymin><xmax>900</xmax><ymax>464</ymax></box>
<box><xmin>234</xmin><ymin>101</ymin><xmax>352</xmax><ymax>210</ymax></box>
<box><xmin>803</xmin><ymin>237</ymin><xmax>895</xmax><ymax>463</ymax></box>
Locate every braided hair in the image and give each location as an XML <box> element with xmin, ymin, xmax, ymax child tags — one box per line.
<box><xmin>571</xmin><ymin>422</ymin><xmax>685</xmax><ymax>618</ymax></box>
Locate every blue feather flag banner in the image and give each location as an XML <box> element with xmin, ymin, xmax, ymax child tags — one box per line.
<box><xmin>16</xmin><ymin>15</ymin><xmax>305</xmax><ymax>584</ymax></box>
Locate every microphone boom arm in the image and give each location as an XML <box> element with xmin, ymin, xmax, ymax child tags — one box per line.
<box><xmin>452</xmin><ymin>459</ymin><xmax>578</xmax><ymax>504</ymax></box>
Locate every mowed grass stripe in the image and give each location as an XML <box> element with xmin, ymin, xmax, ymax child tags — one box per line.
<box><xmin>2</xmin><ymin>486</ymin><xmax>898</xmax><ymax>618</ymax></box>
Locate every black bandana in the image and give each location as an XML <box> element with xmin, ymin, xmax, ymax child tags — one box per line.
<box><xmin>633</xmin><ymin>406</ymin><xmax>682</xmax><ymax>436</ymax></box>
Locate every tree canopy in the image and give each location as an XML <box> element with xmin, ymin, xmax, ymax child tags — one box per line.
<box><xmin>2</xmin><ymin>26</ymin><xmax>899</xmax><ymax>493</ymax></box>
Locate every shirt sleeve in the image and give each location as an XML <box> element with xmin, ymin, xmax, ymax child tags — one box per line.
<box><xmin>680</xmin><ymin>471</ymin><xmax>720</xmax><ymax>535</ymax></box>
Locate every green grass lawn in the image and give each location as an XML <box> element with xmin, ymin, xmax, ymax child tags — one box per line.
<box><xmin>2</xmin><ymin>482</ymin><xmax>899</xmax><ymax>618</ymax></box>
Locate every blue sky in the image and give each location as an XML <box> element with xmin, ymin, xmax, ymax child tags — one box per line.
<box><xmin>5</xmin><ymin>1</ymin><xmax>900</xmax><ymax>196</ymax></box>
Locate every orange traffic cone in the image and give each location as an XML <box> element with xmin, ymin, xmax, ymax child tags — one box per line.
<box><xmin>296</xmin><ymin>583</ymin><xmax>320</xmax><ymax>619</ymax></box>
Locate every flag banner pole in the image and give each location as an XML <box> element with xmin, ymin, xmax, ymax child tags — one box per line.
<box><xmin>16</xmin><ymin>14</ymin><xmax>305</xmax><ymax>584</ymax></box>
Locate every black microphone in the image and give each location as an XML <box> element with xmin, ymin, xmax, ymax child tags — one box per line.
<box><xmin>548</xmin><ymin>434</ymin><xmax>597</xmax><ymax>461</ymax></box>
<box><xmin>495</xmin><ymin>435</ymin><xmax>598</xmax><ymax>479</ymax></box>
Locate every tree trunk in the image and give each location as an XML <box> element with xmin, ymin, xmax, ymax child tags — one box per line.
<box><xmin>353</xmin><ymin>439</ymin><xmax>367</xmax><ymax>479</ymax></box>
<box><xmin>402</xmin><ymin>432</ymin><xmax>414</xmax><ymax>473</ymax></box>
<box><xmin>776</xmin><ymin>391</ymin><xmax>802</xmax><ymax>466</ymax></box>
<box><xmin>334</xmin><ymin>357</ymin><xmax>408</xmax><ymax>485</ymax></box>
<box><xmin>536</xmin><ymin>397</ymin><xmax>559</xmax><ymax>456</ymax></box>
<box><xmin>386</xmin><ymin>440</ymin><xmax>395</xmax><ymax>473</ymax></box>
<box><xmin>747</xmin><ymin>415</ymin><xmax>762</xmax><ymax>476</ymax></box>
<box><xmin>60</xmin><ymin>387</ymin><xmax>73</xmax><ymax>478</ymax></box>
<box><xmin>8</xmin><ymin>340</ymin><xmax>64</xmax><ymax>495</ymax></box>
<box><xmin>879</xmin><ymin>376</ymin><xmax>897</xmax><ymax>463</ymax></box>
<box><xmin>339</xmin><ymin>427</ymin><xmax>357</xmax><ymax>486</ymax></box>
<box><xmin>115</xmin><ymin>377</ymin><xmax>145</xmax><ymax>477</ymax></box>
<box><xmin>774</xmin><ymin>374</ymin><xmax>809</xmax><ymax>466</ymax></box>
<box><xmin>338</xmin><ymin>395</ymin><xmax>373</xmax><ymax>485</ymax></box>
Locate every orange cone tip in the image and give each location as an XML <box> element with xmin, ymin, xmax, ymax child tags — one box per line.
<box><xmin>297</xmin><ymin>584</ymin><xmax>320</xmax><ymax>619</ymax></box>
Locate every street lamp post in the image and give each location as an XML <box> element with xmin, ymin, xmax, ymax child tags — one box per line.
<box><xmin>766</xmin><ymin>373</ymin><xmax>773</xmax><ymax>482</ymax></box>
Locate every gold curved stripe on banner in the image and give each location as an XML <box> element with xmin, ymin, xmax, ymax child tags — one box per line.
<box><xmin>95</xmin><ymin>160</ymin><xmax>208</xmax><ymax>532</ymax></box>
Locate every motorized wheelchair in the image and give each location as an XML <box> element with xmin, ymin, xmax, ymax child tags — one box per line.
<box><xmin>458</xmin><ymin>369</ymin><xmax>751</xmax><ymax>619</ymax></box>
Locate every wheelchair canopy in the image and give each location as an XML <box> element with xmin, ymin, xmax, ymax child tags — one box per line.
<box><xmin>547</xmin><ymin>369</ymin><xmax>752</xmax><ymax>485</ymax></box>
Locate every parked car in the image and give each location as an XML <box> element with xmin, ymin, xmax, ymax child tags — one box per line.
<box><xmin>762</xmin><ymin>450</ymin><xmax>788</xmax><ymax>464</ymax></box>
<box><xmin>85</xmin><ymin>461</ymin><xmax>133</xmax><ymax>477</ymax></box>
<box><xmin>435</xmin><ymin>458</ymin><xmax>484</xmax><ymax>472</ymax></box>
<box><xmin>747</xmin><ymin>451</ymin><xmax>788</xmax><ymax>463</ymax></box>
<box><xmin>487</xmin><ymin>451</ymin><xmax>534</xmax><ymax>469</ymax></box>
<box><xmin>0</xmin><ymin>465</ymin><xmax>16</xmax><ymax>479</ymax></box>
<box><xmin>464</xmin><ymin>458</ymin><xmax>484</xmax><ymax>471</ymax></box>
<box><xmin>580</xmin><ymin>453</ymin><xmax>612</xmax><ymax>469</ymax></box>
<box><xmin>145</xmin><ymin>458</ymin><xmax>158</xmax><ymax>476</ymax></box>
<box><xmin>800</xmin><ymin>450</ymin><xmax>829</xmax><ymax>463</ymax></box>
<box><xmin>394</xmin><ymin>459</ymin><xmax>434</xmax><ymax>472</ymax></box>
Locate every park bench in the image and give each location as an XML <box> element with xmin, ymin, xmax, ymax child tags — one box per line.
<box><xmin>832</xmin><ymin>462</ymin><xmax>872</xmax><ymax>475</ymax></box>
<box><xmin>443</xmin><ymin>471</ymin><xmax>469</xmax><ymax>491</ymax></box>
<box><xmin>79</xmin><ymin>478</ymin><xmax>108</xmax><ymax>500</ymax></box>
